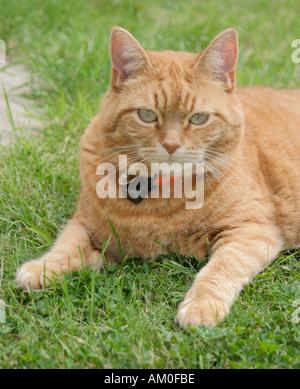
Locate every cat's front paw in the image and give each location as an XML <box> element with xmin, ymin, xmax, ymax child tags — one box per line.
<box><xmin>16</xmin><ymin>259</ymin><xmax>51</xmax><ymax>290</ymax></box>
<box><xmin>176</xmin><ymin>294</ymin><xmax>230</xmax><ymax>329</ymax></box>
<box><xmin>16</xmin><ymin>250</ymin><xmax>104</xmax><ymax>290</ymax></box>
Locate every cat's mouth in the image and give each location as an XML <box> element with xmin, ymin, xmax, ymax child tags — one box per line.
<box><xmin>143</xmin><ymin>153</ymin><xmax>198</xmax><ymax>164</ymax></box>
<box><xmin>131</xmin><ymin>154</ymin><xmax>203</xmax><ymax>178</ymax></box>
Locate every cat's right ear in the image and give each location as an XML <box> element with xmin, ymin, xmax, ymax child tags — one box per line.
<box><xmin>110</xmin><ymin>27</ymin><xmax>151</xmax><ymax>88</ymax></box>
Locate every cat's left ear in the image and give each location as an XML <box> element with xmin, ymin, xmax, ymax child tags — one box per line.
<box><xmin>195</xmin><ymin>28</ymin><xmax>238</xmax><ymax>91</ymax></box>
<box><xmin>110</xmin><ymin>27</ymin><xmax>151</xmax><ymax>88</ymax></box>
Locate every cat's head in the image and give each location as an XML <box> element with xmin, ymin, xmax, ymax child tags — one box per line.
<box><xmin>99</xmin><ymin>27</ymin><xmax>244</xmax><ymax>175</ymax></box>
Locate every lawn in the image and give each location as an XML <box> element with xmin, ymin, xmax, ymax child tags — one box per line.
<box><xmin>0</xmin><ymin>0</ymin><xmax>300</xmax><ymax>369</ymax></box>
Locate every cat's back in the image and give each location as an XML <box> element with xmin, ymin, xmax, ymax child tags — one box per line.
<box><xmin>237</xmin><ymin>86</ymin><xmax>300</xmax><ymax>156</ymax></box>
<box><xmin>237</xmin><ymin>86</ymin><xmax>300</xmax><ymax>133</ymax></box>
<box><xmin>236</xmin><ymin>87</ymin><xmax>300</xmax><ymax>245</ymax></box>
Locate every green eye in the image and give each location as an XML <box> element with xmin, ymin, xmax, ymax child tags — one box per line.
<box><xmin>138</xmin><ymin>109</ymin><xmax>157</xmax><ymax>123</ymax></box>
<box><xmin>190</xmin><ymin>113</ymin><xmax>209</xmax><ymax>125</ymax></box>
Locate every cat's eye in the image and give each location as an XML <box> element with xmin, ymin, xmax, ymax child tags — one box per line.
<box><xmin>190</xmin><ymin>113</ymin><xmax>209</xmax><ymax>125</ymax></box>
<box><xmin>138</xmin><ymin>109</ymin><xmax>158</xmax><ymax>123</ymax></box>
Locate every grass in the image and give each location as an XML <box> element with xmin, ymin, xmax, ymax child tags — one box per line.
<box><xmin>0</xmin><ymin>0</ymin><xmax>300</xmax><ymax>369</ymax></box>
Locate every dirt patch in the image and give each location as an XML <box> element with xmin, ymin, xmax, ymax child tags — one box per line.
<box><xmin>0</xmin><ymin>63</ymin><xmax>43</xmax><ymax>146</ymax></box>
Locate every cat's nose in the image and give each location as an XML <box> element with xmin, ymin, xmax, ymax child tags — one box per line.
<box><xmin>162</xmin><ymin>141</ymin><xmax>182</xmax><ymax>154</ymax></box>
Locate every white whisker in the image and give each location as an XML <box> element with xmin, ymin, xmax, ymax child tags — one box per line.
<box><xmin>205</xmin><ymin>150</ymin><xmax>280</xmax><ymax>201</ymax></box>
<box><xmin>197</xmin><ymin>158</ymin><xmax>247</xmax><ymax>222</ymax></box>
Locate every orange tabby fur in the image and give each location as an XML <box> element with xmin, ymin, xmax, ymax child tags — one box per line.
<box><xmin>16</xmin><ymin>27</ymin><xmax>300</xmax><ymax>328</ymax></box>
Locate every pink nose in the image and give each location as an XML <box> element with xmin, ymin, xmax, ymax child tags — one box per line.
<box><xmin>162</xmin><ymin>141</ymin><xmax>181</xmax><ymax>154</ymax></box>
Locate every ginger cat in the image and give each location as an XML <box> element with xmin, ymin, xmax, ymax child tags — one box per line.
<box><xmin>16</xmin><ymin>27</ymin><xmax>300</xmax><ymax>329</ymax></box>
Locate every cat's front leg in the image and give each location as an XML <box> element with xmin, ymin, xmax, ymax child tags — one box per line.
<box><xmin>16</xmin><ymin>219</ymin><xmax>110</xmax><ymax>290</ymax></box>
<box><xmin>176</xmin><ymin>225</ymin><xmax>283</xmax><ymax>329</ymax></box>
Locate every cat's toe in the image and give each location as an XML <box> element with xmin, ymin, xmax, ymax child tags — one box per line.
<box><xmin>16</xmin><ymin>260</ymin><xmax>48</xmax><ymax>290</ymax></box>
<box><xmin>176</xmin><ymin>295</ymin><xmax>230</xmax><ymax>329</ymax></box>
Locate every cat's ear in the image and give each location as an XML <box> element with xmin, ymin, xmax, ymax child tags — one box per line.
<box><xmin>195</xmin><ymin>28</ymin><xmax>238</xmax><ymax>91</ymax></box>
<box><xmin>110</xmin><ymin>27</ymin><xmax>151</xmax><ymax>87</ymax></box>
